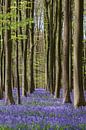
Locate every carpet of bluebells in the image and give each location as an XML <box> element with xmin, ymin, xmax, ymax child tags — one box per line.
<box><xmin>0</xmin><ymin>88</ymin><xmax>86</xmax><ymax>130</ymax></box>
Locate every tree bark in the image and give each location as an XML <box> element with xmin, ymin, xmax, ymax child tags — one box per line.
<box><xmin>63</xmin><ymin>0</ymin><xmax>71</xmax><ymax>103</ymax></box>
<box><xmin>5</xmin><ymin>0</ymin><xmax>15</xmax><ymax>104</ymax></box>
<box><xmin>30</xmin><ymin>0</ymin><xmax>35</xmax><ymax>93</ymax></box>
<box><xmin>55</xmin><ymin>0</ymin><xmax>62</xmax><ymax>98</ymax></box>
<box><xmin>74</xmin><ymin>0</ymin><xmax>86</xmax><ymax>107</ymax></box>
<box><xmin>22</xmin><ymin>0</ymin><xmax>29</xmax><ymax>96</ymax></box>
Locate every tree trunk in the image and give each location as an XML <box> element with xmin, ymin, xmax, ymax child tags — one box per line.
<box><xmin>69</xmin><ymin>0</ymin><xmax>73</xmax><ymax>92</ymax></box>
<box><xmin>55</xmin><ymin>0</ymin><xmax>62</xmax><ymax>98</ymax></box>
<box><xmin>30</xmin><ymin>0</ymin><xmax>35</xmax><ymax>93</ymax></box>
<box><xmin>5</xmin><ymin>0</ymin><xmax>15</xmax><ymax>104</ymax></box>
<box><xmin>22</xmin><ymin>0</ymin><xmax>29</xmax><ymax>96</ymax></box>
<box><xmin>63</xmin><ymin>0</ymin><xmax>71</xmax><ymax>103</ymax></box>
<box><xmin>19</xmin><ymin>0</ymin><xmax>23</xmax><ymax>55</ymax></box>
<box><xmin>44</xmin><ymin>0</ymin><xmax>51</xmax><ymax>91</ymax></box>
<box><xmin>74</xmin><ymin>0</ymin><xmax>86</xmax><ymax>107</ymax></box>
<box><xmin>16</xmin><ymin>0</ymin><xmax>21</xmax><ymax>104</ymax></box>
<box><xmin>49</xmin><ymin>0</ymin><xmax>54</xmax><ymax>94</ymax></box>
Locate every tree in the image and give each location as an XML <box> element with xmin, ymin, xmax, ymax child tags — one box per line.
<box><xmin>49</xmin><ymin>0</ymin><xmax>55</xmax><ymax>94</ymax></box>
<box><xmin>73</xmin><ymin>0</ymin><xmax>86</xmax><ymax>107</ymax></box>
<box><xmin>69</xmin><ymin>0</ymin><xmax>73</xmax><ymax>92</ymax></box>
<box><xmin>19</xmin><ymin>0</ymin><xmax>24</xmax><ymax>55</ymax></box>
<box><xmin>55</xmin><ymin>0</ymin><xmax>62</xmax><ymax>98</ymax></box>
<box><xmin>0</xmin><ymin>0</ymin><xmax>5</xmax><ymax>99</ymax></box>
<box><xmin>63</xmin><ymin>0</ymin><xmax>71</xmax><ymax>103</ymax></box>
<box><xmin>44</xmin><ymin>0</ymin><xmax>50</xmax><ymax>91</ymax></box>
<box><xmin>22</xmin><ymin>0</ymin><xmax>29</xmax><ymax>96</ymax></box>
<box><xmin>30</xmin><ymin>0</ymin><xmax>35</xmax><ymax>93</ymax></box>
<box><xmin>5</xmin><ymin>0</ymin><xmax>15</xmax><ymax>104</ymax></box>
<box><xmin>16</xmin><ymin>0</ymin><xmax>21</xmax><ymax>104</ymax></box>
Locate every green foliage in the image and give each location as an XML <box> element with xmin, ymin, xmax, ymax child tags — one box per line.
<box><xmin>18</xmin><ymin>1</ymin><xmax>32</xmax><ymax>10</ymax></box>
<box><xmin>0</xmin><ymin>126</ymin><xmax>12</xmax><ymax>130</ymax></box>
<box><xmin>79</xmin><ymin>124</ymin><xmax>86</xmax><ymax>130</ymax></box>
<box><xmin>1</xmin><ymin>124</ymin><xmax>86</xmax><ymax>130</ymax></box>
<box><xmin>11</xmin><ymin>34</ymin><xmax>27</xmax><ymax>41</ymax></box>
<box><xmin>5</xmin><ymin>124</ymin><xmax>59</xmax><ymax>130</ymax></box>
<box><xmin>0</xmin><ymin>0</ymin><xmax>33</xmax><ymax>40</ymax></box>
<box><xmin>16</xmin><ymin>124</ymin><xmax>29</xmax><ymax>130</ymax></box>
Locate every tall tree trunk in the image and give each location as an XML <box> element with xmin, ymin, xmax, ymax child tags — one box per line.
<box><xmin>22</xmin><ymin>0</ymin><xmax>29</xmax><ymax>96</ymax></box>
<box><xmin>55</xmin><ymin>0</ymin><xmax>62</xmax><ymax>98</ymax></box>
<box><xmin>63</xmin><ymin>0</ymin><xmax>71</xmax><ymax>103</ymax></box>
<box><xmin>0</xmin><ymin>35</ymin><xmax>3</xmax><ymax>99</ymax></box>
<box><xmin>0</xmin><ymin>0</ymin><xmax>5</xmax><ymax>98</ymax></box>
<box><xmin>74</xmin><ymin>0</ymin><xmax>86</xmax><ymax>107</ymax></box>
<box><xmin>0</xmin><ymin>46</ymin><xmax>4</xmax><ymax>98</ymax></box>
<box><xmin>69</xmin><ymin>0</ymin><xmax>73</xmax><ymax>92</ymax></box>
<box><xmin>83</xmin><ymin>42</ymin><xmax>86</xmax><ymax>90</ymax></box>
<box><xmin>3</xmin><ymin>0</ymin><xmax>6</xmax><ymax>92</ymax></box>
<box><xmin>49</xmin><ymin>0</ymin><xmax>54</xmax><ymax>94</ymax></box>
<box><xmin>53</xmin><ymin>0</ymin><xmax>58</xmax><ymax>95</ymax></box>
<box><xmin>19</xmin><ymin>0</ymin><xmax>23</xmax><ymax>55</ymax></box>
<box><xmin>5</xmin><ymin>0</ymin><xmax>15</xmax><ymax>104</ymax></box>
<box><xmin>3</xmin><ymin>46</ymin><xmax>5</xmax><ymax>91</ymax></box>
<box><xmin>30</xmin><ymin>0</ymin><xmax>35</xmax><ymax>93</ymax></box>
<box><xmin>44</xmin><ymin>0</ymin><xmax>51</xmax><ymax>91</ymax></box>
<box><xmin>16</xmin><ymin>0</ymin><xmax>21</xmax><ymax>104</ymax></box>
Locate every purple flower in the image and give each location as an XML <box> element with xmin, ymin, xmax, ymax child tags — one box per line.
<box><xmin>0</xmin><ymin>88</ymin><xmax>85</xmax><ymax>129</ymax></box>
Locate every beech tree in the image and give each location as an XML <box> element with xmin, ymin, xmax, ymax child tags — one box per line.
<box><xmin>5</xmin><ymin>0</ymin><xmax>15</xmax><ymax>104</ymax></box>
<box><xmin>55</xmin><ymin>0</ymin><xmax>62</xmax><ymax>98</ymax></box>
<box><xmin>16</xmin><ymin>0</ymin><xmax>21</xmax><ymax>104</ymax></box>
<box><xmin>22</xmin><ymin>0</ymin><xmax>29</xmax><ymax>96</ymax></box>
<box><xmin>30</xmin><ymin>0</ymin><xmax>35</xmax><ymax>93</ymax></box>
<box><xmin>44</xmin><ymin>0</ymin><xmax>50</xmax><ymax>91</ymax></box>
<box><xmin>63</xmin><ymin>0</ymin><xmax>71</xmax><ymax>103</ymax></box>
<box><xmin>73</xmin><ymin>0</ymin><xmax>86</xmax><ymax>107</ymax></box>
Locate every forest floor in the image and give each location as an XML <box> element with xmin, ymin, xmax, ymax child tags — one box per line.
<box><xmin>0</xmin><ymin>88</ymin><xmax>86</xmax><ymax>130</ymax></box>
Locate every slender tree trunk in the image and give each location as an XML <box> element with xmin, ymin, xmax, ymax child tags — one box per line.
<box><xmin>69</xmin><ymin>0</ymin><xmax>73</xmax><ymax>92</ymax></box>
<box><xmin>3</xmin><ymin>0</ymin><xmax>6</xmax><ymax>92</ymax></box>
<box><xmin>3</xmin><ymin>46</ymin><xmax>5</xmax><ymax>91</ymax></box>
<box><xmin>16</xmin><ymin>0</ymin><xmax>21</xmax><ymax>104</ymax></box>
<box><xmin>53</xmin><ymin>0</ymin><xmax>58</xmax><ymax>94</ymax></box>
<box><xmin>0</xmin><ymin>47</ymin><xmax>4</xmax><ymax>98</ymax></box>
<box><xmin>44</xmin><ymin>0</ymin><xmax>51</xmax><ymax>91</ymax></box>
<box><xmin>22</xmin><ymin>0</ymin><xmax>29</xmax><ymax>96</ymax></box>
<box><xmin>0</xmin><ymin>35</ymin><xmax>3</xmax><ymax>99</ymax></box>
<box><xmin>30</xmin><ymin>0</ymin><xmax>35</xmax><ymax>93</ymax></box>
<box><xmin>5</xmin><ymin>0</ymin><xmax>15</xmax><ymax>104</ymax></box>
<box><xmin>83</xmin><ymin>42</ymin><xmax>86</xmax><ymax>90</ymax></box>
<box><xmin>0</xmin><ymin>0</ymin><xmax>5</xmax><ymax>98</ymax></box>
<box><xmin>55</xmin><ymin>0</ymin><xmax>62</xmax><ymax>98</ymax></box>
<box><xmin>19</xmin><ymin>0</ymin><xmax>23</xmax><ymax>55</ymax></box>
<box><xmin>49</xmin><ymin>0</ymin><xmax>54</xmax><ymax>94</ymax></box>
<box><xmin>63</xmin><ymin>0</ymin><xmax>71</xmax><ymax>103</ymax></box>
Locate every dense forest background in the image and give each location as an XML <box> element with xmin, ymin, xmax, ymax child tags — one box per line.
<box><xmin>0</xmin><ymin>0</ymin><xmax>86</xmax><ymax>108</ymax></box>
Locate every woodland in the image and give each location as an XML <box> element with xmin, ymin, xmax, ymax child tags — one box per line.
<box><xmin>0</xmin><ymin>0</ymin><xmax>86</xmax><ymax>129</ymax></box>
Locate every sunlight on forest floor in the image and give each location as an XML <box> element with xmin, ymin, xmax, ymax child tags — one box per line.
<box><xmin>0</xmin><ymin>88</ymin><xmax>86</xmax><ymax>130</ymax></box>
